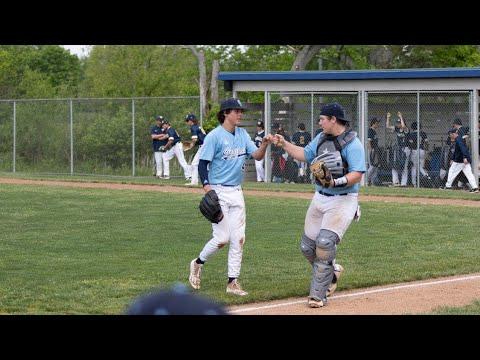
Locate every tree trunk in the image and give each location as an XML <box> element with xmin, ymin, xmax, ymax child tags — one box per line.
<box><xmin>291</xmin><ymin>45</ymin><xmax>324</xmax><ymax>71</ymax></box>
<box><xmin>210</xmin><ymin>59</ymin><xmax>219</xmax><ymax>105</ymax></box>
<box><xmin>185</xmin><ymin>45</ymin><xmax>209</xmax><ymax>119</ymax></box>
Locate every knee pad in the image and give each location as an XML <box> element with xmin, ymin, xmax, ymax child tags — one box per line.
<box><xmin>315</xmin><ymin>229</ymin><xmax>338</xmax><ymax>263</ymax></box>
<box><xmin>300</xmin><ymin>233</ymin><xmax>316</xmax><ymax>263</ymax></box>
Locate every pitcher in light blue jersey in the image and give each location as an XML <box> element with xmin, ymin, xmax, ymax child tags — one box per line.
<box><xmin>188</xmin><ymin>98</ymin><xmax>272</xmax><ymax>296</ymax></box>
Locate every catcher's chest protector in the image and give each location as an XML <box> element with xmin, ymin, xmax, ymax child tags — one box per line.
<box><xmin>316</xmin><ymin>130</ymin><xmax>357</xmax><ymax>177</ymax></box>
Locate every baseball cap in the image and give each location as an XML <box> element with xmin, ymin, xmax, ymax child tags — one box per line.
<box><xmin>156</xmin><ymin>115</ymin><xmax>164</xmax><ymax>121</ymax></box>
<box><xmin>185</xmin><ymin>113</ymin><xmax>197</xmax><ymax>121</ymax></box>
<box><xmin>219</xmin><ymin>98</ymin><xmax>246</xmax><ymax>112</ymax></box>
<box><xmin>319</xmin><ymin>103</ymin><xmax>346</xmax><ymax>121</ymax></box>
<box><xmin>125</xmin><ymin>283</ymin><xmax>228</xmax><ymax>315</ymax></box>
<box><xmin>298</xmin><ymin>123</ymin><xmax>306</xmax><ymax>130</ymax></box>
<box><xmin>448</xmin><ymin>128</ymin><xmax>458</xmax><ymax>134</ymax></box>
<box><xmin>256</xmin><ymin>120</ymin><xmax>264</xmax><ymax>127</ymax></box>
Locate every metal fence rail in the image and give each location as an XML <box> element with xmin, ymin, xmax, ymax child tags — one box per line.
<box><xmin>0</xmin><ymin>96</ymin><xmax>200</xmax><ymax>178</ymax></box>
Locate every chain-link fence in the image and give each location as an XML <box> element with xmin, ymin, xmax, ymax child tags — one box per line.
<box><xmin>0</xmin><ymin>97</ymin><xmax>200</xmax><ymax>177</ymax></box>
<box><xmin>268</xmin><ymin>92</ymin><xmax>359</xmax><ymax>184</ymax></box>
<box><xmin>366</xmin><ymin>92</ymin><xmax>472</xmax><ymax>189</ymax></box>
<box><xmin>266</xmin><ymin>91</ymin><xmax>476</xmax><ymax>189</ymax></box>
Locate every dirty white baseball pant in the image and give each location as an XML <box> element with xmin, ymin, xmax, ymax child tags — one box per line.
<box><xmin>304</xmin><ymin>192</ymin><xmax>359</xmax><ymax>243</ymax></box>
<box><xmin>190</xmin><ymin>145</ymin><xmax>202</xmax><ymax>185</ymax></box>
<box><xmin>162</xmin><ymin>142</ymin><xmax>192</xmax><ymax>178</ymax></box>
<box><xmin>255</xmin><ymin>158</ymin><xmax>265</xmax><ymax>181</ymax></box>
<box><xmin>154</xmin><ymin>151</ymin><xmax>163</xmax><ymax>177</ymax></box>
<box><xmin>199</xmin><ymin>185</ymin><xmax>246</xmax><ymax>278</ymax></box>
<box><xmin>445</xmin><ymin>161</ymin><xmax>478</xmax><ymax>189</ymax></box>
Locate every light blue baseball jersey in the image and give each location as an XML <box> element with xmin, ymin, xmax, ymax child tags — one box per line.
<box><xmin>200</xmin><ymin>125</ymin><xmax>258</xmax><ymax>186</ymax></box>
<box><xmin>304</xmin><ymin>133</ymin><xmax>366</xmax><ymax>194</ymax></box>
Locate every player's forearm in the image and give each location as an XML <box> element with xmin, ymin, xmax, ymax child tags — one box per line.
<box><xmin>345</xmin><ymin>171</ymin><xmax>363</xmax><ymax>186</ymax></box>
<box><xmin>251</xmin><ymin>142</ymin><xmax>268</xmax><ymax>160</ymax></box>
<box><xmin>282</xmin><ymin>141</ymin><xmax>306</xmax><ymax>162</ymax></box>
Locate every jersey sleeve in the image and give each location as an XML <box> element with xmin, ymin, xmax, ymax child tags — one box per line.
<box><xmin>304</xmin><ymin>135</ymin><xmax>320</xmax><ymax>163</ymax></box>
<box><xmin>199</xmin><ymin>131</ymin><xmax>216</xmax><ymax>161</ymax></box>
<box><xmin>343</xmin><ymin>138</ymin><xmax>366</xmax><ymax>173</ymax></box>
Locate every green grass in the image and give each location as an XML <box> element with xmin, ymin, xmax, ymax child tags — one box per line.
<box><xmin>429</xmin><ymin>300</ymin><xmax>480</xmax><ymax>315</ymax></box>
<box><xmin>0</xmin><ymin>183</ymin><xmax>479</xmax><ymax>314</ymax></box>
<box><xmin>2</xmin><ymin>171</ymin><xmax>480</xmax><ymax>201</ymax></box>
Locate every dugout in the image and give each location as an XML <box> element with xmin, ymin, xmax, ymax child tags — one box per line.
<box><xmin>219</xmin><ymin>68</ymin><xmax>480</xmax><ymax>188</ymax></box>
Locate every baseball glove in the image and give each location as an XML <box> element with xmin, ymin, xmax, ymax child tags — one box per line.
<box><xmin>159</xmin><ymin>145</ymin><xmax>167</xmax><ymax>152</ymax></box>
<box><xmin>310</xmin><ymin>158</ymin><xmax>333</xmax><ymax>187</ymax></box>
<box><xmin>199</xmin><ymin>190</ymin><xmax>224</xmax><ymax>224</ymax></box>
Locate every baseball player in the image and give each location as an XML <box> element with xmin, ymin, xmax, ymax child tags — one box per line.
<box><xmin>253</xmin><ymin>120</ymin><xmax>265</xmax><ymax>182</ymax></box>
<box><xmin>386</xmin><ymin>112</ymin><xmax>409</xmax><ymax>187</ymax></box>
<box><xmin>151</xmin><ymin>115</ymin><xmax>169</xmax><ymax>179</ymax></box>
<box><xmin>367</xmin><ymin>117</ymin><xmax>380</xmax><ymax>186</ymax></box>
<box><xmin>188</xmin><ymin>98</ymin><xmax>272</xmax><ymax>296</ymax></box>
<box><xmin>443</xmin><ymin>128</ymin><xmax>479</xmax><ymax>193</ymax></box>
<box><xmin>161</xmin><ymin>119</ymin><xmax>192</xmax><ymax>181</ymax></box>
<box><xmin>405</xmin><ymin>121</ymin><xmax>431</xmax><ymax>186</ymax></box>
<box><xmin>292</xmin><ymin>123</ymin><xmax>312</xmax><ymax>182</ymax></box>
<box><xmin>184</xmin><ymin>113</ymin><xmax>206</xmax><ymax>186</ymax></box>
<box><xmin>272</xmin><ymin>103</ymin><xmax>366</xmax><ymax>308</ymax></box>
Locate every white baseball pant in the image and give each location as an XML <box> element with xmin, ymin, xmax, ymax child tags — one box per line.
<box><xmin>445</xmin><ymin>161</ymin><xmax>478</xmax><ymax>189</ymax></box>
<box><xmin>255</xmin><ymin>158</ymin><xmax>265</xmax><ymax>182</ymax></box>
<box><xmin>199</xmin><ymin>185</ymin><xmax>246</xmax><ymax>278</ymax></box>
<box><xmin>162</xmin><ymin>142</ymin><xmax>192</xmax><ymax>179</ymax></box>
<box><xmin>189</xmin><ymin>145</ymin><xmax>202</xmax><ymax>185</ymax></box>
<box><xmin>154</xmin><ymin>152</ymin><xmax>163</xmax><ymax>177</ymax></box>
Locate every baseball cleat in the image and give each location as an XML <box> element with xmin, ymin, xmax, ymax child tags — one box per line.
<box><xmin>189</xmin><ymin>259</ymin><xmax>202</xmax><ymax>290</ymax></box>
<box><xmin>308</xmin><ymin>297</ymin><xmax>326</xmax><ymax>308</ymax></box>
<box><xmin>327</xmin><ymin>264</ymin><xmax>344</xmax><ymax>297</ymax></box>
<box><xmin>226</xmin><ymin>279</ymin><xmax>248</xmax><ymax>296</ymax></box>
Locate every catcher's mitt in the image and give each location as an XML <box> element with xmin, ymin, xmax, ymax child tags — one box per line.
<box><xmin>199</xmin><ymin>190</ymin><xmax>224</xmax><ymax>224</ymax></box>
<box><xmin>310</xmin><ymin>158</ymin><xmax>333</xmax><ymax>188</ymax></box>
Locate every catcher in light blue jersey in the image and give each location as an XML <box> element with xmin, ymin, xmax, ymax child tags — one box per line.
<box><xmin>188</xmin><ymin>98</ymin><xmax>272</xmax><ymax>296</ymax></box>
<box><xmin>273</xmin><ymin>102</ymin><xmax>366</xmax><ymax>309</ymax></box>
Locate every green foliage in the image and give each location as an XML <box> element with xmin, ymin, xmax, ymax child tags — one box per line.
<box><xmin>203</xmin><ymin>102</ymin><xmax>220</xmax><ymax>133</ymax></box>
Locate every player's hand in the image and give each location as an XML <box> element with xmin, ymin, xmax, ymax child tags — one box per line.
<box><xmin>262</xmin><ymin>134</ymin><xmax>273</xmax><ymax>145</ymax></box>
<box><xmin>397</xmin><ymin>111</ymin><xmax>402</xmax><ymax>117</ymax></box>
<box><xmin>272</xmin><ymin>134</ymin><xmax>285</xmax><ymax>148</ymax></box>
<box><xmin>387</xmin><ymin>112</ymin><xmax>391</xmax><ymax>118</ymax></box>
<box><xmin>464</xmin><ymin>158</ymin><xmax>469</xmax><ymax>165</ymax></box>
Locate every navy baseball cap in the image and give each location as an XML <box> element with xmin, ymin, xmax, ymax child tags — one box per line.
<box><xmin>156</xmin><ymin>115</ymin><xmax>164</xmax><ymax>121</ymax></box>
<box><xmin>125</xmin><ymin>283</ymin><xmax>228</xmax><ymax>315</ymax></box>
<box><xmin>219</xmin><ymin>98</ymin><xmax>246</xmax><ymax>112</ymax></box>
<box><xmin>257</xmin><ymin>120</ymin><xmax>264</xmax><ymax>127</ymax></box>
<box><xmin>319</xmin><ymin>103</ymin><xmax>347</xmax><ymax>121</ymax></box>
<box><xmin>185</xmin><ymin>113</ymin><xmax>197</xmax><ymax>121</ymax></box>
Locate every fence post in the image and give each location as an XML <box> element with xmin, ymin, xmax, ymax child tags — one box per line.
<box><xmin>132</xmin><ymin>99</ymin><xmax>136</xmax><ymax>177</ymax></box>
<box><xmin>264</xmin><ymin>91</ymin><xmax>271</xmax><ymax>183</ymax></box>
<box><xmin>13</xmin><ymin>101</ymin><xmax>16</xmax><ymax>173</ymax></box>
<box><xmin>471</xmin><ymin>90</ymin><xmax>479</xmax><ymax>184</ymax></box>
<box><xmin>416</xmin><ymin>92</ymin><xmax>420</xmax><ymax>188</ymax></box>
<box><xmin>199</xmin><ymin>96</ymin><xmax>203</xmax><ymax>127</ymax></box>
<box><xmin>70</xmin><ymin>99</ymin><xmax>74</xmax><ymax>175</ymax></box>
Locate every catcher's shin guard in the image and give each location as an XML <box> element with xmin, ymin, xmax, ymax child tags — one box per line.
<box><xmin>310</xmin><ymin>229</ymin><xmax>338</xmax><ymax>301</ymax></box>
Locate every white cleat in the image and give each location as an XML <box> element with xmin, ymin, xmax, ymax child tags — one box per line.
<box><xmin>308</xmin><ymin>297</ymin><xmax>326</xmax><ymax>308</ymax></box>
<box><xmin>189</xmin><ymin>259</ymin><xmax>202</xmax><ymax>290</ymax></box>
<box><xmin>327</xmin><ymin>264</ymin><xmax>344</xmax><ymax>297</ymax></box>
<box><xmin>226</xmin><ymin>279</ymin><xmax>248</xmax><ymax>296</ymax></box>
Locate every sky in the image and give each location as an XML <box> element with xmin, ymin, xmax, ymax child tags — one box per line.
<box><xmin>62</xmin><ymin>45</ymin><xmax>91</xmax><ymax>58</ymax></box>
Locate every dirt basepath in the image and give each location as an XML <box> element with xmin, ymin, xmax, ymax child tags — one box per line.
<box><xmin>2</xmin><ymin>177</ymin><xmax>480</xmax><ymax>314</ymax></box>
<box><xmin>228</xmin><ymin>273</ymin><xmax>480</xmax><ymax>315</ymax></box>
<box><xmin>2</xmin><ymin>177</ymin><xmax>480</xmax><ymax>207</ymax></box>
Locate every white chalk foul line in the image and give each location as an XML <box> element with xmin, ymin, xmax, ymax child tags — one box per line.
<box><xmin>229</xmin><ymin>274</ymin><xmax>480</xmax><ymax>314</ymax></box>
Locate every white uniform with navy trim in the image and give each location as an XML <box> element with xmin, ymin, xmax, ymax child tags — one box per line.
<box><xmin>197</xmin><ymin>125</ymin><xmax>258</xmax><ymax>278</ymax></box>
<box><xmin>303</xmin><ymin>133</ymin><xmax>366</xmax><ymax>241</ymax></box>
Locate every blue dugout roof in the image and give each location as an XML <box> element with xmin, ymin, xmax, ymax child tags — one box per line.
<box><xmin>218</xmin><ymin>68</ymin><xmax>480</xmax><ymax>81</ymax></box>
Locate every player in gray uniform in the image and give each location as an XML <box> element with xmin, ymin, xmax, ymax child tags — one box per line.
<box><xmin>272</xmin><ymin>103</ymin><xmax>366</xmax><ymax>308</ymax></box>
